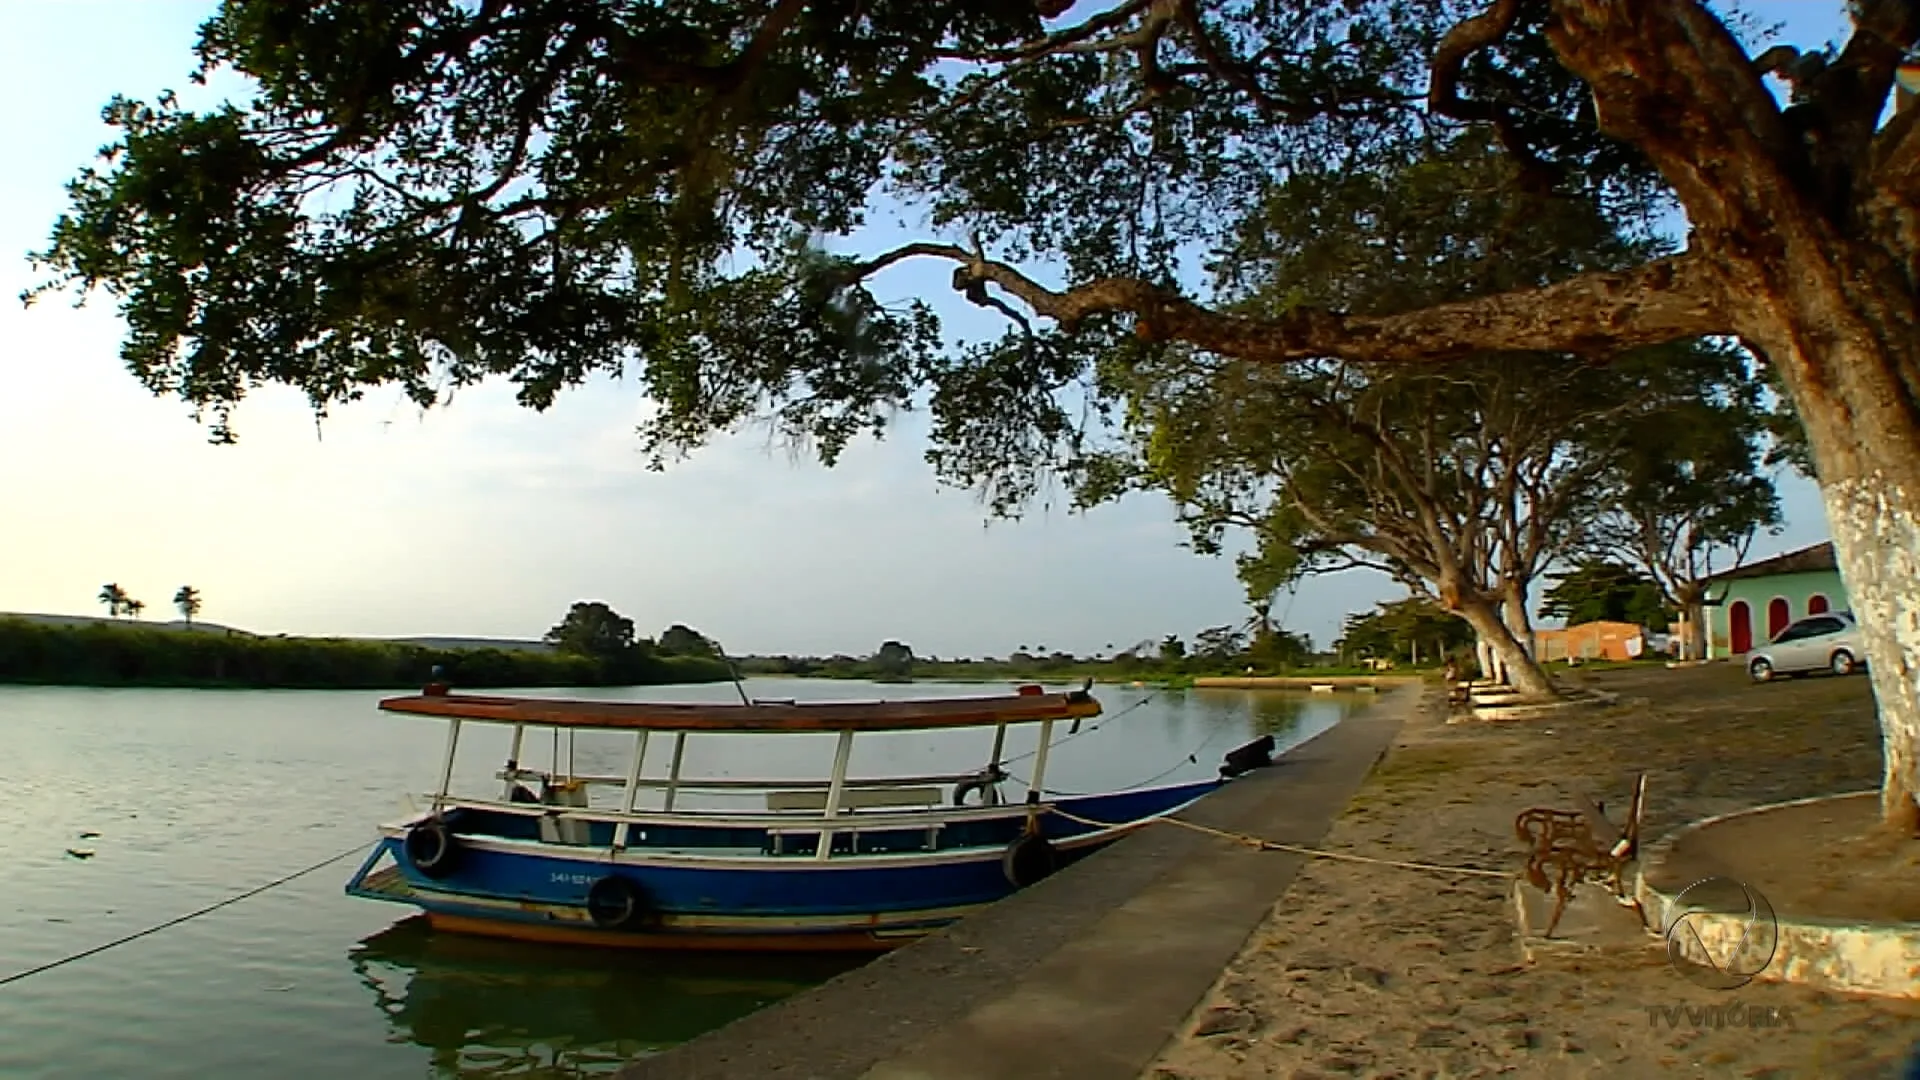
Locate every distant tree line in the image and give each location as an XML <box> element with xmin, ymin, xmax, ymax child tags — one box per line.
<box><xmin>0</xmin><ymin>600</ymin><xmax>730</xmax><ymax>689</ymax></box>
<box><xmin>732</xmin><ymin>624</ymin><xmax>1321</xmax><ymax>683</ymax></box>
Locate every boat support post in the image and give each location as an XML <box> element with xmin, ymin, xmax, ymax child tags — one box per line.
<box><xmin>663</xmin><ymin>733</ymin><xmax>689</xmax><ymax>812</ymax></box>
<box><xmin>1024</xmin><ymin>718</ymin><xmax>1055</xmax><ymax>830</ymax></box>
<box><xmin>613</xmin><ymin>731</ymin><xmax>650</xmax><ymax>849</ymax></box>
<box><xmin>815</xmin><ymin>729</ymin><xmax>856</xmax><ymax>860</ymax></box>
<box><xmin>505</xmin><ymin>723</ymin><xmax>526</xmax><ymax>776</ymax></box>
<box><xmin>433</xmin><ymin>718</ymin><xmax>462</xmax><ymax>816</ymax></box>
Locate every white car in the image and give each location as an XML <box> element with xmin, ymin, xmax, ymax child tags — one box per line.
<box><xmin>1747</xmin><ymin>611</ymin><xmax>1866</xmax><ymax>682</ymax></box>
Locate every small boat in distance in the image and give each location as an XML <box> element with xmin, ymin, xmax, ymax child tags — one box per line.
<box><xmin>345</xmin><ymin>679</ymin><xmax>1275</xmax><ymax>951</ymax></box>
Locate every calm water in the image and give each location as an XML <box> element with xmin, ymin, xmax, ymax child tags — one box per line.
<box><xmin>0</xmin><ymin>679</ymin><xmax>1358</xmax><ymax>1078</ymax></box>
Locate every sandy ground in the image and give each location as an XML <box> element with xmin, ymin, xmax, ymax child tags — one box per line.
<box><xmin>1148</xmin><ymin>664</ymin><xmax>1920</xmax><ymax>1079</ymax></box>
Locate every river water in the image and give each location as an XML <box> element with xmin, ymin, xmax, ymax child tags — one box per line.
<box><xmin>0</xmin><ymin>679</ymin><xmax>1360</xmax><ymax>1078</ymax></box>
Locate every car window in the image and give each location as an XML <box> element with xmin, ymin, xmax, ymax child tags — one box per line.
<box><xmin>1797</xmin><ymin>617</ymin><xmax>1843</xmax><ymax>639</ymax></box>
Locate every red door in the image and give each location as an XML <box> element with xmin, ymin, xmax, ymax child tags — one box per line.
<box><xmin>1730</xmin><ymin>600</ymin><xmax>1753</xmax><ymax>654</ymax></box>
<box><xmin>1808</xmin><ymin>594</ymin><xmax>1830</xmax><ymax>615</ymax></box>
<box><xmin>1768</xmin><ymin>597</ymin><xmax>1791</xmax><ymax>640</ymax></box>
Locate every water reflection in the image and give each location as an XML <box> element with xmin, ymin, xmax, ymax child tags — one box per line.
<box><xmin>348</xmin><ymin>919</ymin><xmax>868</xmax><ymax>1077</ymax></box>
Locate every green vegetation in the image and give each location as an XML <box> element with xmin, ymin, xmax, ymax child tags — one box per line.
<box><xmin>1334</xmin><ymin>599</ymin><xmax>1475</xmax><ymax>669</ymax></box>
<box><xmin>0</xmin><ymin>601</ymin><xmax>732</xmax><ymax>690</ymax></box>
<box><xmin>1539</xmin><ymin>562</ymin><xmax>1673</xmax><ymax>631</ymax></box>
<box><xmin>733</xmin><ymin>628</ymin><xmax>1334</xmax><ymax>685</ymax></box>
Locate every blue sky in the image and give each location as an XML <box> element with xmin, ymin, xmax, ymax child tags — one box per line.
<box><xmin>0</xmin><ymin>1</ymin><xmax>1842</xmax><ymax>657</ymax></box>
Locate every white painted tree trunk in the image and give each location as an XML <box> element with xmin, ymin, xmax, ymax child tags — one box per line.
<box><xmin>1823</xmin><ymin>474</ymin><xmax>1920</xmax><ymax>831</ymax></box>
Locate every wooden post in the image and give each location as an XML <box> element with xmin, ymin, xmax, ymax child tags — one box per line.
<box><xmin>815</xmin><ymin>730</ymin><xmax>856</xmax><ymax>860</ymax></box>
<box><xmin>663</xmin><ymin>733</ymin><xmax>689</xmax><ymax>812</ymax></box>
<box><xmin>612</xmin><ymin>731</ymin><xmax>650</xmax><ymax>849</ymax></box>
<box><xmin>433</xmin><ymin>719</ymin><xmax>461</xmax><ymax>816</ymax></box>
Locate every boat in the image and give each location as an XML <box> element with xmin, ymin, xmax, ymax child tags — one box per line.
<box><xmin>345</xmin><ymin>678</ymin><xmax>1275</xmax><ymax>952</ymax></box>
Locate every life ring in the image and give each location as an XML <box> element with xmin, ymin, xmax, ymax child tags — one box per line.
<box><xmin>585</xmin><ymin>874</ymin><xmax>653</xmax><ymax>930</ymax></box>
<box><xmin>1001</xmin><ymin>833</ymin><xmax>1058</xmax><ymax>888</ymax></box>
<box><xmin>404</xmin><ymin>818</ymin><xmax>460</xmax><ymax>879</ymax></box>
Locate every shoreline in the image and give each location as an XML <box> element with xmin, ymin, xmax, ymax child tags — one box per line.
<box><xmin>617</xmin><ymin>687</ymin><xmax>1419</xmax><ymax>1080</ymax></box>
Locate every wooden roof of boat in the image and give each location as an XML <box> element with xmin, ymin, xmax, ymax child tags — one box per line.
<box><xmin>377</xmin><ymin>687</ymin><xmax>1103</xmax><ymax>733</ymax></box>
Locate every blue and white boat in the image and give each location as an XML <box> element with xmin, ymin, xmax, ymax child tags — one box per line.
<box><xmin>345</xmin><ymin>679</ymin><xmax>1272</xmax><ymax>951</ymax></box>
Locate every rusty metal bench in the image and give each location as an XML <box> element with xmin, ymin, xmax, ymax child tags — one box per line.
<box><xmin>1514</xmin><ymin>774</ymin><xmax>1648</xmax><ymax>936</ymax></box>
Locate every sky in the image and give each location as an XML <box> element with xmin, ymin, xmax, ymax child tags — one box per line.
<box><xmin>0</xmin><ymin>1</ymin><xmax>1845</xmax><ymax>658</ymax></box>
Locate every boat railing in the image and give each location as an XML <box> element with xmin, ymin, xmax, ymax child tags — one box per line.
<box><xmin>492</xmin><ymin>767</ymin><xmax>994</xmax><ymax>794</ymax></box>
<box><xmin>414</xmin><ymin>792</ymin><xmax>1064</xmax><ymax>835</ymax></box>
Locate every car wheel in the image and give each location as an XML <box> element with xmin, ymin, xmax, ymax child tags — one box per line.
<box><xmin>1831</xmin><ymin>650</ymin><xmax>1856</xmax><ymax>676</ymax></box>
<box><xmin>1749</xmin><ymin>658</ymin><xmax>1774</xmax><ymax>683</ymax></box>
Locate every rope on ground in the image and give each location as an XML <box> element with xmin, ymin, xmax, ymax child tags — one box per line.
<box><xmin>0</xmin><ymin>840</ymin><xmax>370</xmax><ymax>989</ymax></box>
<box><xmin>1048</xmin><ymin>806</ymin><xmax>1511</xmax><ymax>880</ymax></box>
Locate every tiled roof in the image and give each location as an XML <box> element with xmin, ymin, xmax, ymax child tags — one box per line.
<box><xmin>1705</xmin><ymin>541</ymin><xmax>1837</xmax><ymax>583</ymax></box>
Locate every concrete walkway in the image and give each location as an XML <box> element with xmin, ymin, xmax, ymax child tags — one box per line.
<box><xmin>619</xmin><ymin>687</ymin><xmax>1419</xmax><ymax>1080</ymax></box>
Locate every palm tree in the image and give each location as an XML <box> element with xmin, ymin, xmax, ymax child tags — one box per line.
<box><xmin>173</xmin><ymin>586</ymin><xmax>202</xmax><ymax>627</ymax></box>
<box><xmin>124</xmin><ymin>598</ymin><xmax>145</xmax><ymax>619</ymax></box>
<box><xmin>97</xmin><ymin>583</ymin><xmax>127</xmax><ymax>618</ymax></box>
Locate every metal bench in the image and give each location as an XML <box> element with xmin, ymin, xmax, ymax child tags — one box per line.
<box><xmin>1514</xmin><ymin>774</ymin><xmax>1648</xmax><ymax>936</ymax></box>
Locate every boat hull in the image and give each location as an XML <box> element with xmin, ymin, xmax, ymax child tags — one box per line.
<box><xmin>345</xmin><ymin>782</ymin><xmax>1218</xmax><ymax>952</ymax></box>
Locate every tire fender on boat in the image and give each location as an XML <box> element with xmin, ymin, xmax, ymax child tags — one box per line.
<box><xmin>1001</xmin><ymin>833</ymin><xmax>1058</xmax><ymax>888</ymax></box>
<box><xmin>404</xmin><ymin>818</ymin><xmax>460</xmax><ymax>879</ymax></box>
<box><xmin>585</xmin><ymin>874</ymin><xmax>654</xmax><ymax>930</ymax></box>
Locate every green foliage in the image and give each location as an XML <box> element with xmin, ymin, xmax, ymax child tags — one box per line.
<box><xmin>1538</xmin><ymin>562</ymin><xmax>1671</xmax><ymax>630</ymax></box>
<box><xmin>98</xmin><ymin>583</ymin><xmax>129</xmax><ymax>618</ymax></box>
<box><xmin>1589</xmin><ymin>346</ymin><xmax>1782</xmax><ymax>599</ymax></box>
<box><xmin>657</xmin><ymin>623</ymin><xmax>719</xmax><ymax>657</ymax></box>
<box><xmin>1081</xmin><ymin>138</ymin><xmax>1735</xmax><ymax>619</ymax></box>
<box><xmin>173</xmin><ymin>585</ymin><xmax>204</xmax><ymax>625</ymax></box>
<box><xmin>31</xmin><ymin>1</ymin><xmax>1665</xmax><ymax>480</ymax></box>
<box><xmin>544</xmin><ymin>601</ymin><xmax>637</xmax><ymax>660</ymax></box>
<box><xmin>1336</xmin><ymin>597</ymin><xmax>1473</xmax><ymax>665</ymax></box>
<box><xmin>872</xmin><ymin>640</ymin><xmax>914</xmax><ymax>679</ymax></box>
<box><xmin>0</xmin><ymin>618</ymin><xmax>581</xmax><ymax>689</ymax></box>
<box><xmin>0</xmin><ymin>603</ymin><xmax>732</xmax><ymax>690</ymax></box>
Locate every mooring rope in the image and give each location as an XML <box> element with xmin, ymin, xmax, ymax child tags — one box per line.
<box><xmin>1047</xmin><ymin>806</ymin><xmax>1511</xmax><ymax>880</ymax></box>
<box><xmin>997</xmin><ymin>688</ymin><xmax>1160</xmax><ymax>771</ymax></box>
<box><xmin>1008</xmin><ymin>718</ymin><xmax>1231</xmax><ymax>798</ymax></box>
<box><xmin>0</xmin><ymin>841</ymin><xmax>370</xmax><ymax>989</ymax></box>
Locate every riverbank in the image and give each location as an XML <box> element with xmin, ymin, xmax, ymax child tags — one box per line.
<box><xmin>1152</xmin><ymin>663</ymin><xmax>1920</xmax><ymax>1078</ymax></box>
<box><xmin>0</xmin><ymin>617</ymin><xmax>732</xmax><ymax>690</ymax></box>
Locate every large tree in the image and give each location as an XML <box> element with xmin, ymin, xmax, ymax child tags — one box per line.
<box><xmin>1074</xmin><ymin>136</ymin><xmax>1736</xmax><ymax>700</ymax></box>
<box><xmin>28</xmin><ymin>1</ymin><xmax>1920</xmax><ymax>826</ymax></box>
<box><xmin>1586</xmin><ymin>374</ymin><xmax>1783</xmax><ymax>659</ymax></box>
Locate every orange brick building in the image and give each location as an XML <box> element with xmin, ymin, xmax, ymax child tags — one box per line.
<box><xmin>1533</xmin><ymin>620</ymin><xmax>1648</xmax><ymax>663</ymax></box>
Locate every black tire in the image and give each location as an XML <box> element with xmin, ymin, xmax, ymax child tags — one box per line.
<box><xmin>1830</xmin><ymin>650</ymin><xmax>1857</xmax><ymax>677</ymax></box>
<box><xmin>585</xmin><ymin>874</ymin><xmax>652</xmax><ymax>930</ymax></box>
<box><xmin>1001</xmin><ymin>833</ymin><xmax>1058</xmax><ymax>889</ymax></box>
<box><xmin>1748</xmin><ymin>658</ymin><xmax>1774</xmax><ymax>683</ymax></box>
<box><xmin>404</xmin><ymin>819</ymin><xmax>460</xmax><ymax>879</ymax></box>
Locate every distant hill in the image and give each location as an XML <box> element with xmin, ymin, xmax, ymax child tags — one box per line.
<box><xmin>382</xmin><ymin>636</ymin><xmax>553</xmax><ymax>653</ymax></box>
<box><xmin>0</xmin><ymin>613</ymin><xmax>551</xmax><ymax>652</ymax></box>
<box><xmin>1</xmin><ymin>612</ymin><xmax>246</xmax><ymax>635</ymax></box>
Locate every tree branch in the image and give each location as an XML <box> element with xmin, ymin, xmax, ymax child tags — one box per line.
<box><xmin>1428</xmin><ymin>0</ymin><xmax>1556</xmax><ymax>190</ymax></box>
<box><xmin>842</xmin><ymin>244</ymin><xmax>1726</xmax><ymax>364</ymax></box>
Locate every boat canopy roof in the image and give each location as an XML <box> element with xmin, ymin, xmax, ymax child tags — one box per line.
<box><xmin>377</xmin><ymin>687</ymin><xmax>1103</xmax><ymax>733</ymax></box>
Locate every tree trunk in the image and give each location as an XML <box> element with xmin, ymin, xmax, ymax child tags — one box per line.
<box><xmin>1817</xmin><ymin>470</ymin><xmax>1920</xmax><ymax>834</ymax></box>
<box><xmin>1500</xmin><ymin>580</ymin><xmax>1537</xmax><ymax>662</ymax></box>
<box><xmin>1735</xmin><ymin>255</ymin><xmax>1920</xmax><ymax>832</ymax></box>
<box><xmin>1675</xmin><ymin>584</ymin><xmax>1708</xmax><ymax>663</ymax></box>
<box><xmin>1457</xmin><ymin>599</ymin><xmax>1559</xmax><ymax>701</ymax></box>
